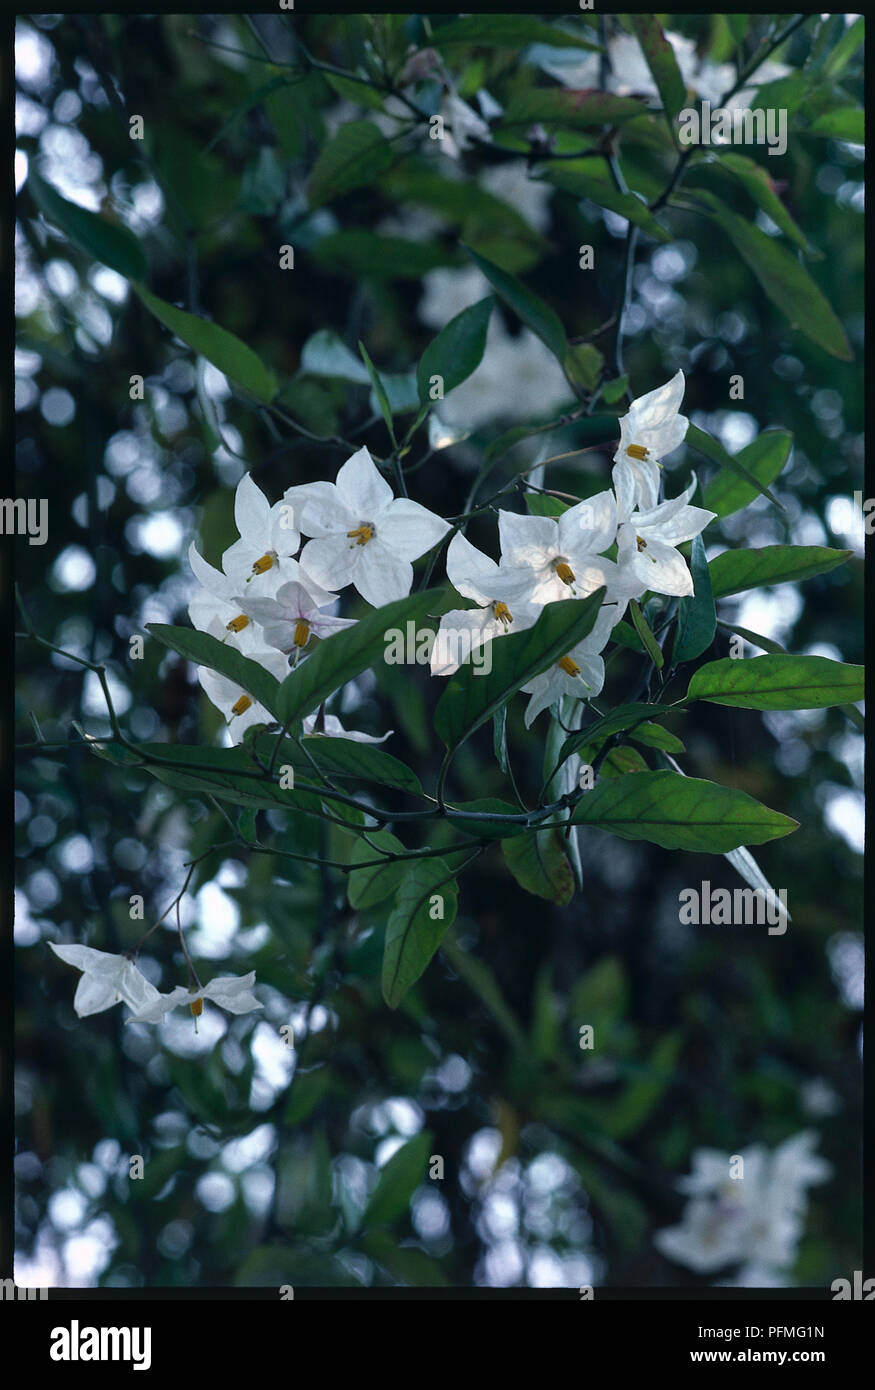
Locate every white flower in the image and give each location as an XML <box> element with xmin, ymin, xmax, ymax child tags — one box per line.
<box><xmin>483</xmin><ymin>493</ymin><xmax>618</xmax><ymax>607</ymax></box>
<box><xmin>188</xmin><ymin>542</ymin><xmax>335</xmax><ymax>645</ymax></box>
<box><xmin>196</xmin><ymin>617</ymin><xmax>289</xmax><ymax>740</ymax></box>
<box><xmin>126</xmin><ymin>971</ymin><xmax>263</xmax><ymax>1026</ymax></box>
<box><xmin>235</xmin><ymin>580</ymin><xmax>355</xmax><ymax>658</ymax></box>
<box><xmin>612</xmin><ymin>370</ymin><xmax>689</xmax><ymax>516</ymax></box>
<box><xmin>439</xmin><ymin>91</ymin><xmax>490</xmax><ymax>160</ymax></box>
<box><xmin>220</xmin><ymin>473</ymin><xmax>302</xmax><ymax>586</ymax></box>
<box><xmin>430</xmin><ymin>531</ymin><xmax>542</xmax><ymax>677</ymax></box>
<box><xmin>654</xmin><ymin>1131</ymin><xmax>831</xmax><ymax>1278</ymax></box>
<box><xmin>519</xmin><ymin>604</ymin><xmax>616</xmax><ymax>726</ymax></box>
<box><xmin>286</xmin><ymin>446</ymin><xmax>450</xmax><ymax>607</ymax></box>
<box><xmin>302</xmin><ymin>713</ymin><xmax>392</xmax><ymax>742</ymax></box>
<box><xmin>615</xmin><ymin>478</ymin><xmax>715</xmax><ymax>599</ymax></box>
<box><xmin>49</xmin><ymin>943</ymin><xmax>161</xmax><ymax>1018</ymax></box>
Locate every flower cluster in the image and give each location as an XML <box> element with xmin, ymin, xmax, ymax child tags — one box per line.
<box><xmin>653</xmin><ymin>1131</ymin><xmax>831</xmax><ymax>1284</ymax></box>
<box><xmin>188</xmin><ymin>373</ymin><xmax>713</xmax><ymax>738</ymax></box>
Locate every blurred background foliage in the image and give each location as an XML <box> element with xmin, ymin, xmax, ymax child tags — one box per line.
<box><xmin>14</xmin><ymin>10</ymin><xmax>862</xmax><ymax>1289</ymax></box>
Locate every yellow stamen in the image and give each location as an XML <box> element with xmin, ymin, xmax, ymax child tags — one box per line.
<box><xmin>347</xmin><ymin>524</ymin><xmax>374</xmax><ymax>546</ymax></box>
<box><xmin>558</xmin><ymin>655</ymin><xmax>581</xmax><ymax>677</ymax></box>
<box><xmin>553</xmin><ymin>560</ymin><xmax>575</xmax><ymax>585</ymax></box>
<box><xmin>293</xmin><ymin>619</ymin><xmax>310</xmax><ymax>648</ymax></box>
<box><xmin>492</xmin><ymin>602</ymin><xmax>513</xmax><ymax>626</ymax></box>
<box><xmin>636</xmin><ymin>535</ymin><xmax>648</xmax><ymax>552</ymax></box>
<box><xmin>226</xmin><ymin>614</ymin><xmax>250</xmax><ymax>633</ymax></box>
<box><xmin>626</xmin><ymin>443</ymin><xmax>650</xmax><ymax>461</ymax></box>
<box><xmin>251</xmin><ymin>553</ymin><xmax>275</xmax><ymax>574</ymax></box>
<box><xmin>190</xmin><ymin>997</ymin><xmax>203</xmax><ymax>1018</ymax></box>
<box><xmin>231</xmin><ymin>694</ymin><xmax>252</xmax><ymax>717</ymax></box>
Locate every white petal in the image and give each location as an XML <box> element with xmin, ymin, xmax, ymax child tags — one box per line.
<box><xmin>632</xmin><ymin>537</ymin><xmax>693</xmax><ymax>596</ymax></box>
<box><xmin>445</xmin><ymin>531</ymin><xmax>498</xmax><ymax>604</ymax></box>
<box><xmin>559</xmin><ymin>489</ymin><xmax>617</xmax><ymax>554</ymax></box>
<box><xmin>627</xmin><ymin>369</ymin><xmax>685</xmax><ymax>433</ymax></box>
<box><xmin>297</xmin><ymin>536</ymin><xmax>357</xmax><ymax>594</ymax></box>
<box><xmin>378</xmin><ymin>499</ymin><xmax>450</xmax><ymax>561</ymax></box>
<box><xmin>234</xmin><ymin>473</ymin><xmax>272</xmax><ymax>543</ymax></box>
<box><xmin>284</xmin><ymin>481</ymin><xmax>350</xmax><ymax>538</ymax></box>
<box><xmin>497</xmin><ymin>510</ymin><xmax>556</xmax><ymax>567</ymax></box>
<box><xmin>49</xmin><ymin>942</ymin><xmax>124</xmax><ymax>978</ymax></box>
<box><xmin>648</xmin><ymin>503</ymin><xmax>715</xmax><ymax>546</ymax></box>
<box><xmin>335</xmin><ymin>446</ymin><xmax>395</xmax><ymax>516</ymax></box>
<box><xmin>188</xmin><ymin>542</ymin><xmax>232</xmax><ymax>597</ymax></box>
<box><xmin>354</xmin><ymin>542</ymin><xmax>413</xmax><ymax>606</ymax></box>
<box><xmin>430</xmin><ymin>607</ymin><xmax>494</xmax><ymax>675</ymax></box>
<box><xmin>73</xmin><ymin>974</ymin><xmax>122</xmax><ymax>1016</ymax></box>
<box><xmin>126</xmin><ymin>985</ymin><xmax>192</xmax><ymax>1025</ymax></box>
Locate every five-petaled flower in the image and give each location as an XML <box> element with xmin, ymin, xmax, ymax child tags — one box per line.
<box><xmin>430</xmin><ymin>531</ymin><xmax>542</xmax><ymax>676</ymax></box>
<box><xmin>481</xmin><ymin>492</ymin><xmax>618</xmax><ymax>607</ymax></box>
<box><xmin>613</xmin><ymin>369</ymin><xmax>689</xmax><ymax>516</ymax></box>
<box><xmin>236</xmin><ymin>580</ymin><xmax>355</xmax><ymax>659</ymax></box>
<box><xmin>615</xmin><ymin>478</ymin><xmax>715</xmax><ymax>599</ymax></box>
<box><xmin>286</xmin><ymin>447</ymin><xmax>450</xmax><ymax>607</ymax></box>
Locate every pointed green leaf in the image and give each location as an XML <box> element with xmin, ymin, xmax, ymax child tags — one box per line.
<box><xmin>461</xmin><ymin>244</ymin><xmax>568</xmax><ymax>362</ymax></box>
<box><xmin>703</xmin><ymin>430</ymin><xmax>793</xmax><ymax>519</ymax></box>
<box><xmin>673</xmin><ymin>534</ymin><xmax>716</xmax><ymax>664</ymax></box>
<box><xmin>708</xmin><ymin>544</ymin><xmax>852</xmax><ymax>597</ymax></box>
<box><xmin>417</xmin><ymin>297</ymin><xmax>494</xmax><ymax>405</ymax></box>
<box><xmin>543</xmin><ymin>167</ymin><xmax>671</xmax><ymax>241</ymax></box>
<box><xmin>686</xmin><ymin>654</ymin><xmax>863</xmax><ymax>709</ymax></box>
<box><xmin>632</xmin><ymin>17</ymin><xmax>687</xmax><ymax>130</ymax></box>
<box><xmin>135</xmin><ymin>287</ymin><xmax>278</xmax><ymax>402</ymax></box>
<box><xmin>698</xmin><ymin>192</ymin><xmax>852</xmax><ymax>360</ymax></box>
<box><xmin>362</xmin><ymin>1131</ymin><xmax>434</xmax><ymax>1225</ymax></box>
<box><xmin>571</xmin><ymin>771</ymin><xmax>798</xmax><ymax>851</ymax></box>
<box><xmin>28</xmin><ymin>171</ymin><xmax>147</xmax><ymax>281</ymax></box>
<box><xmin>686</xmin><ymin>423</ymin><xmax>782</xmax><ymax>509</ymax></box>
<box><xmin>308</xmin><ymin>120</ymin><xmax>396</xmax><ymax>207</ymax></box>
<box><xmin>382</xmin><ymin>861</ymin><xmax>458</xmax><ymax>1007</ymax></box>
<box><xmin>501</xmin><ymin>829</ymin><xmax>575</xmax><ymax>906</ymax></box>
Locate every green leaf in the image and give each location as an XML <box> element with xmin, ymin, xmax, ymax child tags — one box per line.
<box><xmin>697</xmin><ymin>191</ymin><xmax>852</xmax><ymax>360</ymax></box>
<box><xmin>703</xmin><ymin>153</ymin><xmax>815</xmax><ymax>254</ymax></box>
<box><xmin>543</xmin><ymin>167</ymin><xmax>671</xmax><ymax>241</ymax></box>
<box><xmin>462</xmin><ymin>244</ymin><xmax>568</xmax><ymax>362</ymax></box>
<box><xmin>629</xmin><ymin>722</ymin><xmax>685</xmax><ymax>754</ymax></box>
<box><xmin>307</xmin><ymin>120</ymin><xmax>396</xmax><ymax>207</ymax></box>
<box><xmin>673</xmin><ymin>535</ymin><xmax>716</xmax><ymax>664</ymax></box>
<box><xmin>821</xmin><ymin>15</ymin><xmax>865</xmax><ymax>80</ymax></box>
<box><xmin>526</xmin><ymin>493</ymin><xmax>568</xmax><ymax>518</ymax></box>
<box><xmin>310</xmin><ymin>231</ymin><xmax>459</xmax><ymax>278</ymax></box>
<box><xmin>358</xmin><ymin>341</ymin><xmax>396</xmax><ymax>441</ymax></box>
<box><xmin>558</xmin><ymin>702</ymin><xmax>674</xmax><ymax>764</ymax></box>
<box><xmin>631</xmin><ymin>17</ymin><xmax>687</xmax><ymax>130</ymax></box>
<box><xmin>571</xmin><ymin>771</ymin><xmax>798</xmax><ymax>852</ymax></box>
<box><xmin>134</xmin><ymin>287</ymin><xmax>278</xmax><ymax>403</ymax></box>
<box><xmin>501</xmin><ymin>829</ymin><xmax>575</xmax><ymax>906</ymax></box>
<box><xmin>275</xmin><ymin>588</ymin><xmax>445</xmax><ymax>727</ymax></box>
<box><xmin>702</xmin><ymin>430</ymin><xmax>792</xmax><ymax>519</ymax></box>
<box><xmin>600</xmin><ymin>745</ymin><xmax>649</xmax><ymax>777</ymax></box>
<box><xmin>347</xmin><ymin>831</ymin><xmax>408</xmax><ymax>910</ymax></box>
<box><xmin>629</xmin><ymin>600</ymin><xmax>664</xmax><ymax>670</ymax></box>
<box><xmin>434</xmin><ymin>590</ymin><xmax>605</xmax><ymax>750</ymax></box>
<box><xmin>806</xmin><ymin>108</ymin><xmax>864</xmax><ymax>142</ymax></box>
<box><xmin>493</xmin><ymin>705</ymin><xmax>509</xmax><ymax>775</ymax></box>
<box><xmin>685</xmin><ymin>654</ymin><xmax>863</xmax><ymax>710</ymax></box>
<box><xmin>708</xmin><ymin>545</ymin><xmax>852</xmax><ymax>598</ymax></box>
<box><xmin>298</xmin><ymin>736</ymin><xmax>422</xmax><ymax>796</ymax></box>
<box><xmin>499</xmin><ymin>89</ymin><xmax>647</xmax><ymax>131</ymax></box>
<box><xmin>601</xmin><ymin>374</ymin><xmax>629</xmax><ymax>405</ymax></box>
<box><xmin>717</xmin><ymin>621</ymin><xmax>787</xmax><ymax>655</ymax></box>
<box><xmin>362</xmin><ymin>1130</ymin><xmax>433</xmax><ymax>1226</ymax></box>
<box><xmin>432</xmin><ymin>16</ymin><xmax>600</xmax><ymax>49</ymax></box>
<box><xmin>323</xmin><ymin>71</ymin><xmax>386</xmax><ymax>111</ymax></box>
<box><xmin>28</xmin><ymin>171</ymin><xmax>147</xmax><ymax>281</ymax></box>
<box><xmin>416</xmin><ymin>297</ymin><xmax>494</xmax><ymax>405</ymax></box>
<box><xmin>147</xmin><ymin>624</ymin><xmax>281</xmax><ymax>716</ymax></box>
<box><xmin>563</xmin><ymin>342</ymin><xmax>604</xmax><ymax>393</ymax></box>
<box><xmin>686</xmin><ymin>423</ymin><xmax>781</xmax><ymax>509</ymax></box>
<box><xmin>382</xmin><ymin>861</ymin><xmax>458</xmax><ymax>1007</ymax></box>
